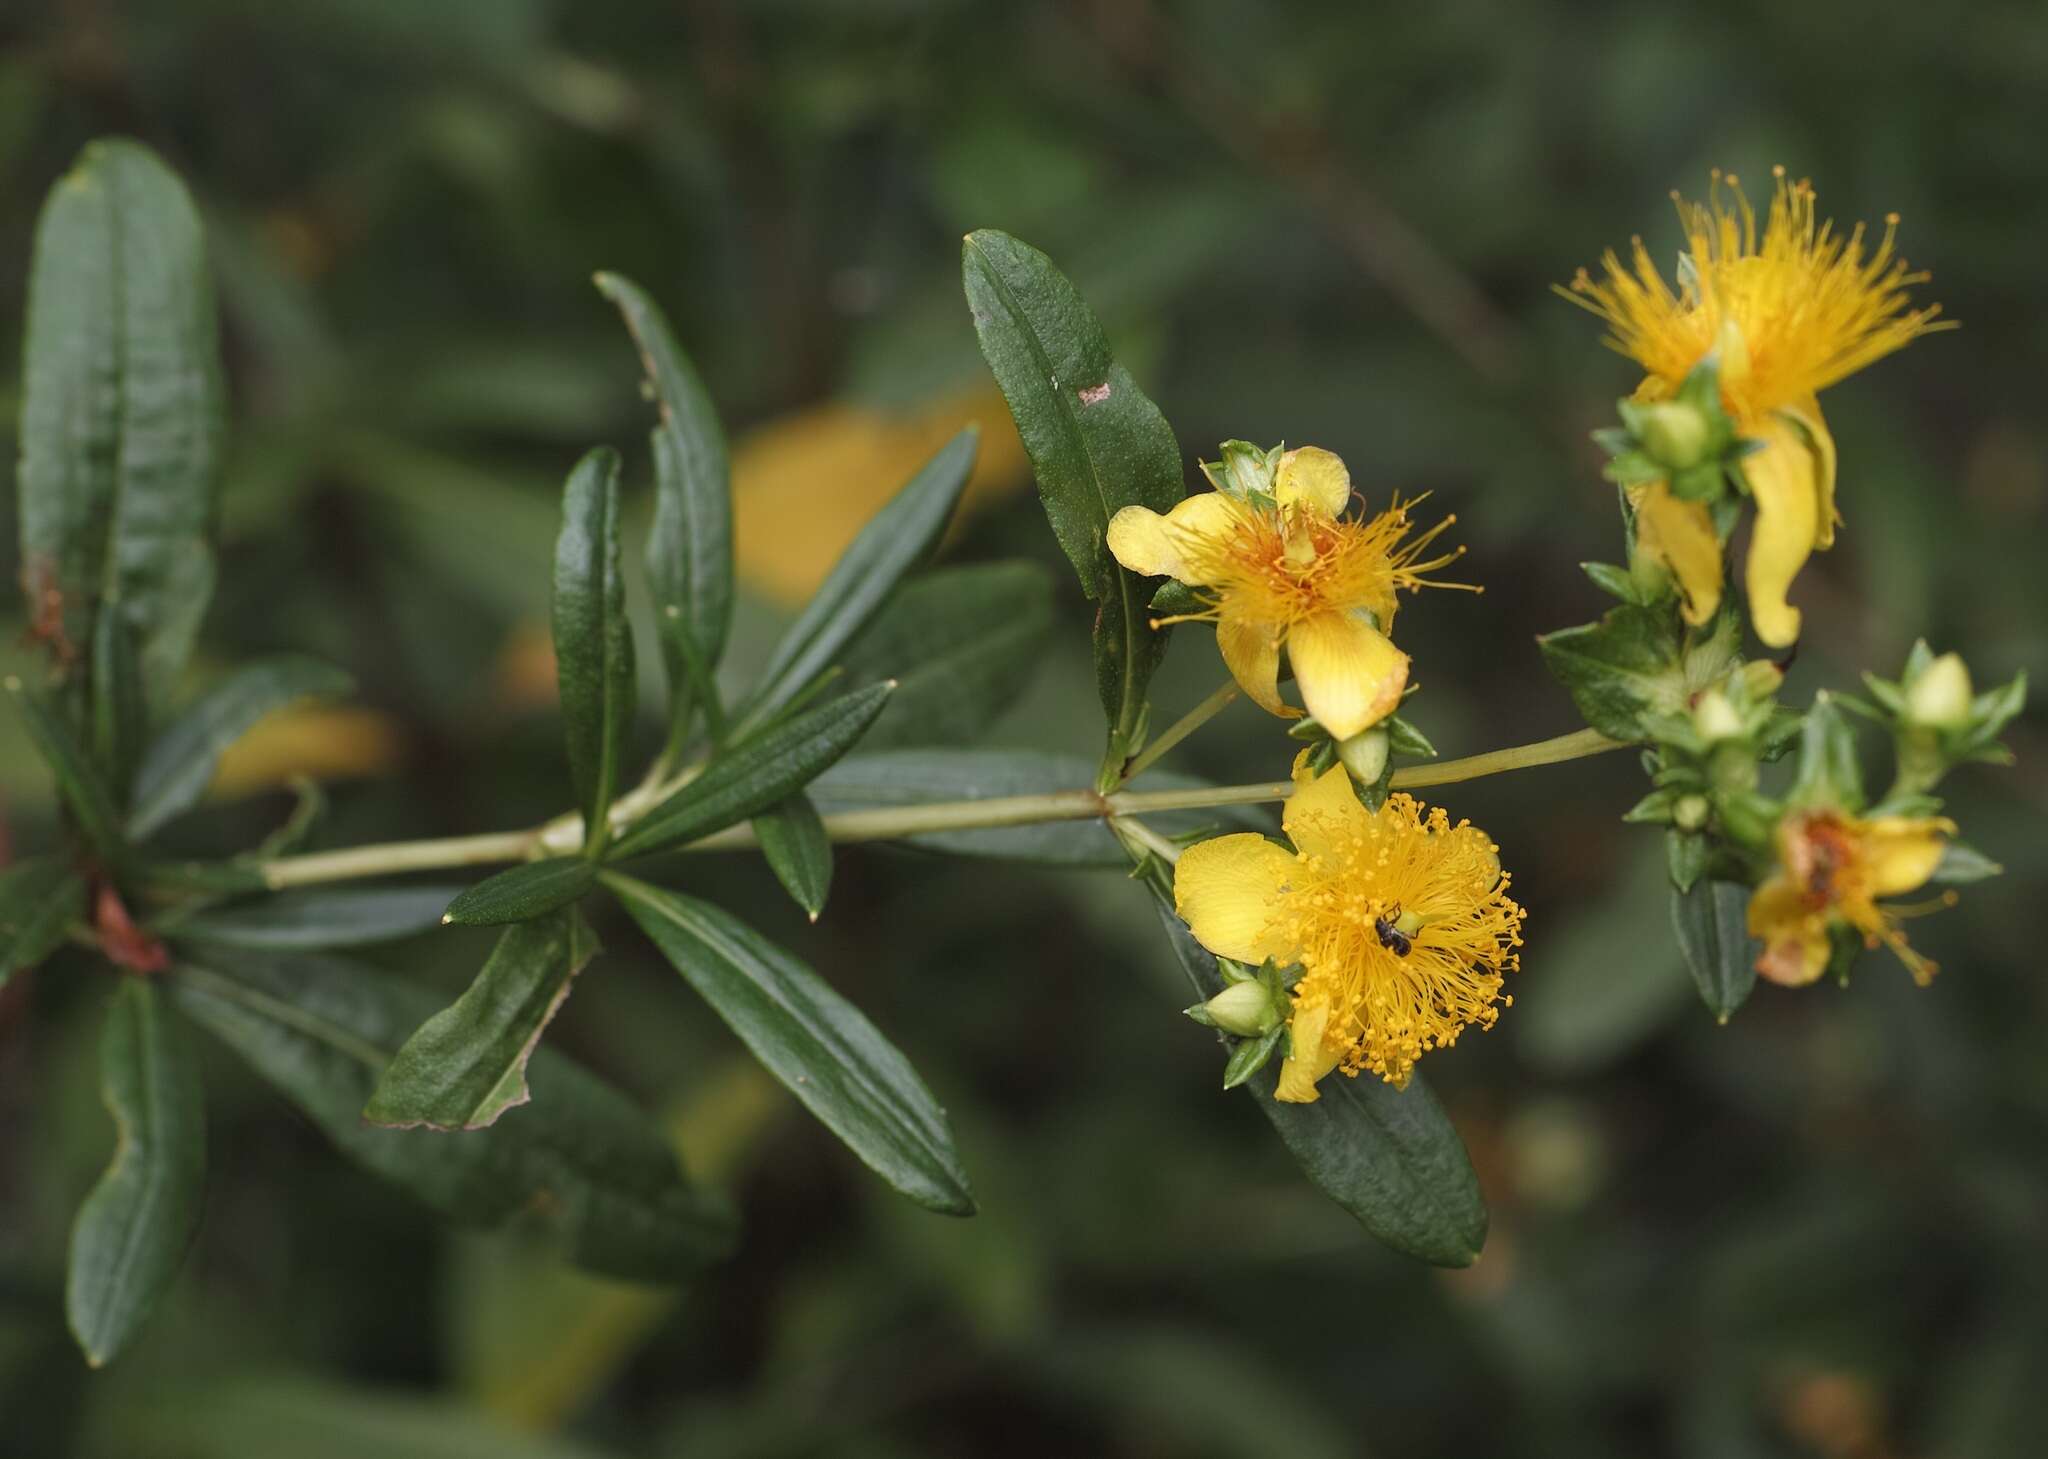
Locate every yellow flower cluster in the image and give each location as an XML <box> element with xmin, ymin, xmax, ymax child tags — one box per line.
<box><xmin>1565</xmin><ymin>167</ymin><xmax>1947</xmax><ymax>645</ymax></box>
<box><xmin>1173</xmin><ymin>753</ymin><xmax>1525</xmax><ymax>1101</ymax></box>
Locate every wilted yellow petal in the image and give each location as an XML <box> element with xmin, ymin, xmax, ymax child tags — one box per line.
<box><xmin>732</xmin><ymin>385</ymin><xmax>1030</xmax><ymax>606</ymax></box>
<box><xmin>1283</xmin><ymin>754</ymin><xmax>1370</xmax><ymax>861</ymax></box>
<box><xmin>1274</xmin><ymin>1001</ymin><xmax>1341</xmax><ymax>1103</ymax></box>
<box><xmin>1173</xmin><ymin>833</ymin><xmax>1298</xmax><ymax>966</ymax></box>
<box><xmin>1274</xmin><ymin>446</ymin><xmax>1351</xmax><ymax>516</ymax></box>
<box><xmin>1742</xmin><ymin>416</ymin><xmax>1823</xmax><ymax>647</ymax></box>
<box><xmin>209</xmin><ymin>705</ymin><xmax>408</xmax><ymax>800</ymax></box>
<box><xmin>1863</xmin><ymin>817</ymin><xmax>1954</xmax><ymax>897</ymax></box>
<box><xmin>1286</xmin><ymin>610</ymin><xmax>1408</xmax><ymax>739</ymax></box>
<box><xmin>1632</xmin><ymin>480</ymin><xmax>1723</xmax><ymax>627</ymax></box>
<box><xmin>1746</xmin><ymin>875</ymin><xmax>1830</xmax><ymax>987</ymax></box>
<box><xmin>1782</xmin><ymin>396</ymin><xmax>1839</xmax><ymax>549</ymax></box>
<box><xmin>1105</xmin><ymin>505</ymin><xmax>1181</xmax><ymax>578</ymax></box>
<box><xmin>1214</xmin><ymin>617</ymin><xmax>1287</xmax><ymax>717</ymax></box>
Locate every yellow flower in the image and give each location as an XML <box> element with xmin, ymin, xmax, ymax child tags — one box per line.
<box><xmin>1173</xmin><ymin>753</ymin><xmax>1525</xmax><ymax>1100</ymax></box>
<box><xmin>1564</xmin><ymin>168</ymin><xmax>1947</xmax><ymax>645</ymax></box>
<box><xmin>1105</xmin><ymin>447</ymin><xmax>1468</xmax><ymax>739</ymax></box>
<box><xmin>1747</xmin><ymin>808</ymin><xmax>1954</xmax><ymax>988</ymax></box>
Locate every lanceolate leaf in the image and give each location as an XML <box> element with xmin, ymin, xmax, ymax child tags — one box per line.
<box><xmin>18</xmin><ymin>138</ymin><xmax>225</xmax><ymax>702</ymax></box>
<box><xmin>442</xmin><ymin>860</ymin><xmax>599</xmax><ymax>927</ymax></box>
<box><xmin>735</xmin><ymin>428</ymin><xmax>979</xmax><ymax>731</ymax></box>
<box><xmin>552</xmin><ymin>447</ymin><xmax>636</xmax><ymax>853</ymax></box>
<box><xmin>609</xmin><ymin>681</ymin><xmax>893</xmax><ymax>861</ymax></box>
<box><xmin>1671</xmin><ymin>879</ymin><xmax>1759</xmax><ymax>1022</ymax></box>
<box><xmin>170</xmin><ymin>885</ymin><xmax>460</xmax><ymax>950</ymax></box>
<box><xmin>1</xmin><ymin>856</ymin><xmax>88</xmax><ymax>987</ymax></box>
<box><xmin>167</xmin><ymin>949</ymin><xmax>734</xmax><ymax>1281</ymax></box>
<box><xmin>1152</xmin><ymin>892</ymin><xmax>1487</xmax><ymax>1267</ymax></box>
<box><xmin>128</xmin><ymin>657</ymin><xmax>355</xmax><ymax>840</ymax></box>
<box><xmin>92</xmin><ymin>605</ymin><xmax>144</xmax><ymax>806</ymax></box>
<box><xmin>753</xmin><ymin>794</ymin><xmax>834</xmax><ymax>920</ymax></box>
<box><xmin>365</xmin><ymin>911</ymin><xmax>600</xmax><ymax>1131</ymax></box>
<box><xmin>607</xmin><ymin>874</ymin><xmax>974</xmax><ymax>1215</ymax></box>
<box><xmin>839</xmin><ymin>561</ymin><xmax>1055</xmax><ymax>749</ymax></box>
<box><xmin>594</xmin><ymin>272</ymin><xmax>731</xmax><ymax>741</ymax></box>
<box><xmin>66</xmin><ymin>979</ymin><xmax>207</xmax><ymax>1367</ymax></box>
<box><xmin>10</xmin><ymin>679</ymin><xmax>124</xmax><ymax>857</ymax></box>
<box><xmin>962</xmin><ymin>229</ymin><xmax>1184</xmax><ymax>782</ymax></box>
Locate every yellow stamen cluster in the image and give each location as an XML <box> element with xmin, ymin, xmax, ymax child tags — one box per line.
<box><xmin>1158</xmin><ymin>494</ymin><xmax>1465</xmax><ymax>636</ymax></box>
<box><xmin>1564</xmin><ymin>166</ymin><xmax>1948</xmax><ymax>420</ymax></box>
<box><xmin>1281</xmin><ymin>789</ymin><xmax>1525</xmax><ymax>1088</ymax></box>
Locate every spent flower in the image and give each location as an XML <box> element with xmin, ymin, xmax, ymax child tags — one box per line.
<box><xmin>1747</xmin><ymin>808</ymin><xmax>1953</xmax><ymax>987</ymax></box>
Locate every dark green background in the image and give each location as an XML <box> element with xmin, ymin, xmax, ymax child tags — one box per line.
<box><xmin>2</xmin><ymin>3</ymin><xmax>2044</xmax><ymax>1455</ymax></box>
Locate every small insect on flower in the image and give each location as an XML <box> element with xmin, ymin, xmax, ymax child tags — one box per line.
<box><xmin>1172</xmin><ymin>751</ymin><xmax>1525</xmax><ymax>1100</ymax></box>
<box><xmin>1563</xmin><ymin>168</ymin><xmax>1949</xmax><ymax>646</ymax></box>
<box><xmin>1747</xmin><ymin>808</ymin><xmax>1955</xmax><ymax>988</ymax></box>
<box><xmin>1105</xmin><ymin>446</ymin><xmax>1472</xmax><ymax>739</ymax></box>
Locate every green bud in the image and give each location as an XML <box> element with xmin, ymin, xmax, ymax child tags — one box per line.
<box><xmin>1187</xmin><ymin>980</ymin><xmax>1282</xmax><ymax>1038</ymax></box>
<box><xmin>1692</xmin><ymin>689</ymin><xmax>1745</xmax><ymax>744</ymax></box>
<box><xmin>1638</xmin><ymin>400</ymin><xmax>1711</xmax><ymax>471</ymax></box>
<box><xmin>1203</xmin><ymin>439</ymin><xmax>1278</xmax><ymax>499</ymax></box>
<box><xmin>1337</xmin><ymin>727</ymin><xmax>1390</xmax><ymax>785</ymax></box>
<box><xmin>1673</xmin><ymin>793</ymin><xmax>1710</xmax><ymax>832</ymax></box>
<box><xmin>1904</xmin><ymin>651</ymin><xmax>1973</xmax><ymax>731</ymax></box>
<box><xmin>1739</xmin><ymin>659</ymin><xmax>1785</xmax><ymax>699</ymax></box>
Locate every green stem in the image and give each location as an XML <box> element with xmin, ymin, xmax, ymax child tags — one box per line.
<box><xmin>1120</xmin><ymin>680</ymin><xmax>1240</xmax><ymax>783</ymax></box>
<box><xmin>255</xmin><ymin>727</ymin><xmax>1629</xmax><ymax>890</ymax></box>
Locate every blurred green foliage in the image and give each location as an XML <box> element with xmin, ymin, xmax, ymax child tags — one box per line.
<box><xmin>2</xmin><ymin>1</ymin><xmax>2045</xmax><ymax>1455</ymax></box>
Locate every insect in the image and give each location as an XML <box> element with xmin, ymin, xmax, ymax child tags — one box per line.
<box><xmin>1374</xmin><ymin>903</ymin><xmax>1413</xmax><ymax>957</ymax></box>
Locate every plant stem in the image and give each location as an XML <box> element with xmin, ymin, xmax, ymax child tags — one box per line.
<box><xmin>255</xmin><ymin>727</ymin><xmax>1629</xmax><ymax>889</ymax></box>
<box><xmin>1120</xmin><ymin>680</ymin><xmax>1240</xmax><ymax>782</ymax></box>
<box><xmin>1111</xmin><ymin>816</ymin><xmax>1185</xmax><ymax>866</ymax></box>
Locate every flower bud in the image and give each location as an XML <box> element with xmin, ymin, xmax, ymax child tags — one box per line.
<box><xmin>1692</xmin><ymin>688</ymin><xmax>1745</xmax><ymax>744</ymax></box>
<box><xmin>1739</xmin><ymin>659</ymin><xmax>1785</xmax><ymax>698</ymax></box>
<box><xmin>1336</xmin><ymin>727</ymin><xmax>1390</xmax><ymax>785</ymax></box>
<box><xmin>1188</xmin><ymin>980</ymin><xmax>1282</xmax><ymax>1038</ymax></box>
<box><xmin>1904</xmin><ymin>652</ymin><xmax>1973</xmax><ymax>731</ymax></box>
<box><xmin>1638</xmin><ymin>400</ymin><xmax>1711</xmax><ymax>470</ymax></box>
<box><xmin>1673</xmin><ymin>793</ymin><xmax>1710</xmax><ymax>832</ymax></box>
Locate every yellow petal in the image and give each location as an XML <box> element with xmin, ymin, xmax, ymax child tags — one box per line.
<box><xmin>1742</xmin><ymin>416</ymin><xmax>1823</xmax><ymax>648</ymax></box>
<box><xmin>1862</xmin><ymin>816</ymin><xmax>1955</xmax><ymax>897</ymax></box>
<box><xmin>1215</xmin><ymin>617</ymin><xmax>1289</xmax><ymax>718</ymax></box>
<box><xmin>1274</xmin><ymin>446</ymin><xmax>1351</xmax><ymax>516</ymax></box>
<box><xmin>1783</xmin><ymin>397</ymin><xmax>1839</xmax><ymax>549</ymax></box>
<box><xmin>1746</xmin><ymin>876</ymin><xmax>1830</xmax><ymax>987</ymax></box>
<box><xmin>1286</xmin><ymin>610</ymin><xmax>1409</xmax><ymax>740</ymax></box>
<box><xmin>1631</xmin><ymin>480</ymin><xmax>1723</xmax><ymax>627</ymax></box>
<box><xmin>1105</xmin><ymin>505</ymin><xmax>1183</xmax><ymax>579</ymax></box>
<box><xmin>1284</xmin><ymin>755</ymin><xmax>1369</xmax><ymax>861</ymax></box>
<box><xmin>1173</xmin><ymin>833</ymin><xmax>1299</xmax><ymax>966</ymax></box>
<box><xmin>1274</xmin><ymin>1001</ymin><xmax>1342</xmax><ymax>1103</ymax></box>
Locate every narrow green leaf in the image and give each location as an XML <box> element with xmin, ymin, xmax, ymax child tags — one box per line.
<box><xmin>607</xmin><ymin>874</ymin><xmax>974</xmax><ymax>1215</ymax></box>
<box><xmin>1932</xmin><ymin>842</ymin><xmax>2003</xmax><ymax>884</ymax></box>
<box><xmin>1671</xmin><ymin>879</ymin><xmax>1760</xmax><ymax>1022</ymax></box>
<box><xmin>594</xmin><ymin>272</ymin><xmax>731</xmax><ymax>741</ymax></box>
<box><xmin>809</xmin><ymin>750</ymin><xmax>1267</xmax><ymax>866</ymax></box>
<box><xmin>1579</xmin><ymin>561</ymin><xmax>1642</xmax><ymax>603</ymax></box>
<box><xmin>9</xmin><ymin>679</ymin><xmax>124</xmax><ymax>856</ymax></box>
<box><xmin>91</xmin><ymin>605</ymin><xmax>144</xmax><ymax>805</ymax></box>
<box><xmin>736</xmin><ymin>428</ymin><xmax>979</xmax><ymax>730</ymax></box>
<box><xmin>609</xmin><ymin>681</ymin><xmax>893</xmax><ymax>861</ymax></box>
<box><xmin>65</xmin><ymin>979</ymin><xmax>207</xmax><ymax>1366</ymax></box>
<box><xmin>442</xmin><ymin>860</ymin><xmax>599</xmax><ymax>927</ymax></box>
<box><xmin>170</xmin><ymin>885</ymin><xmax>461</xmax><ymax>950</ymax></box>
<box><xmin>839</xmin><ymin>560</ymin><xmax>1055</xmax><ymax>748</ymax></box>
<box><xmin>18</xmin><ymin>138</ymin><xmax>225</xmax><ymax>703</ymax></box>
<box><xmin>552</xmin><ymin>446</ymin><xmax>636</xmax><ymax>853</ymax></box>
<box><xmin>1789</xmin><ymin>693</ymin><xmax>1865</xmax><ymax>811</ymax></box>
<box><xmin>128</xmin><ymin>657</ymin><xmax>355</xmax><ymax>840</ymax></box>
<box><xmin>1</xmin><ymin>856</ymin><xmax>88</xmax><ymax>986</ymax></box>
<box><xmin>1152</xmin><ymin>892</ymin><xmax>1486</xmax><ymax>1266</ymax></box>
<box><xmin>365</xmin><ymin>911</ymin><xmax>600</xmax><ymax>1131</ymax></box>
<box><xmin>754</xmin><ymin>794</ymin><xmax>833</xmax><ymax>920</ymax></box>
<box><xmin>962</xmin><ymin>229</ymin><xmax>1184</xmax><ymax>780</ymax></box>
<box><xmin>166</xmin><ymin>948</ymin><xmax>734</xmax><ymax>1281</ymax></box>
